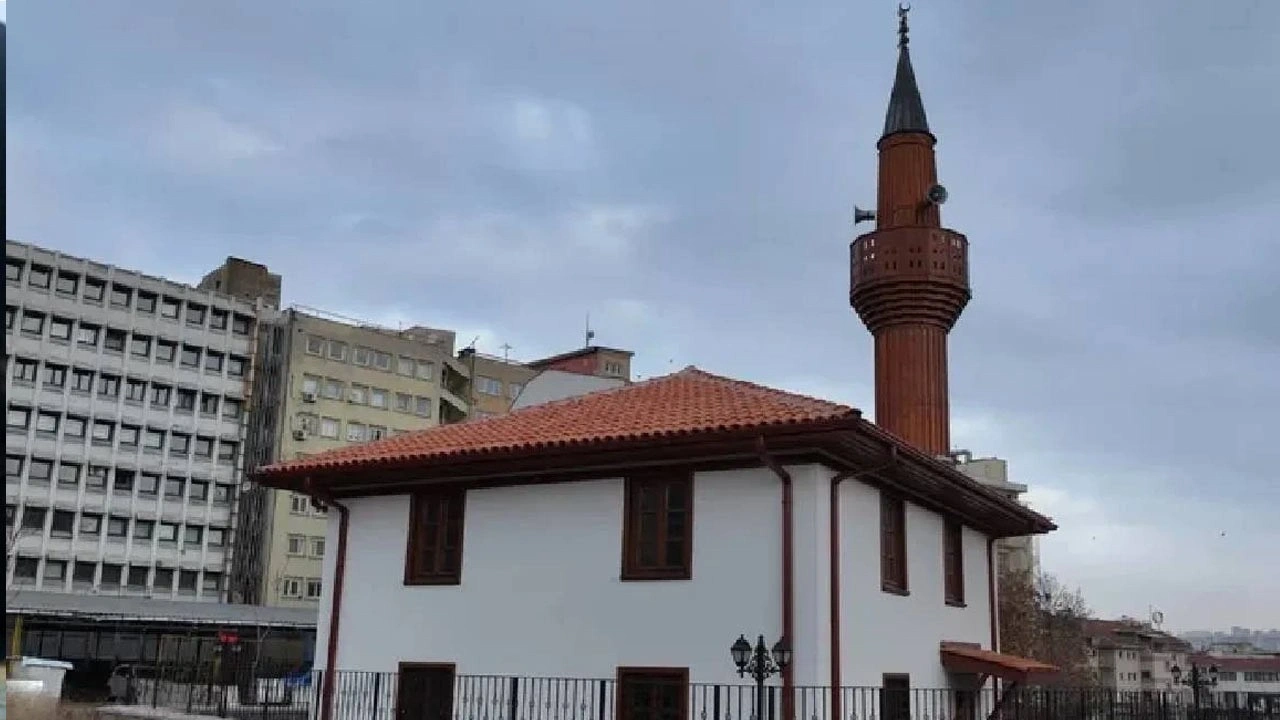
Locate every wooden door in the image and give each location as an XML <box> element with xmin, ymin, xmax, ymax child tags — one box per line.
<box><xmin>397</xmin><ymin>663</ymin><xmax>456</xmax><ymax>720</ymax></box>
<box><xmin>617</xmin><ymin>667</ymin><xmax>688</xmax><ymax>720</ymax></box>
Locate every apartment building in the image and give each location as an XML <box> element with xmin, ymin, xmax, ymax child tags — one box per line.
<box><xmin>230</xmin><ymin>308</ymin><xmax>471</xmax><ymax>607</ymax></box>
<box><xmin>460</xmin><ymin>345</ymin><xmax>634</xmax><ymax>418</ymax></box>
<box><xmin>951</xmin><ymin>452</ymin><xmax>1038</xmax><ymax>576</ymax></box>
<box><xmin>5</xmin><ymin>239</ymin><xmax>269</xmax><ymax>602</ymax></box>
<box><xmin>1200</xmin><ymin>651</ymin><xmax>1280</xmax><ymax>712</ymax></box>
<box><xmin>1085</xmin><ymin>618</ymin><xmax>1193</xmax><ymax>694</ymax></box>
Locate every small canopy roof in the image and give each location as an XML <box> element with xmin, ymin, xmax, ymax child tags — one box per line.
<box><xmin>940</xmin><ymin>642</ymin><xmax>1059</xmax><ymax>683</ymax></box>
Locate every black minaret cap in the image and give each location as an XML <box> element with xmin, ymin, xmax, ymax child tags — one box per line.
<box><xmin>882</xmin><ymin>4</ymin><xmax>931</xmax><ymax>140</ymax></box>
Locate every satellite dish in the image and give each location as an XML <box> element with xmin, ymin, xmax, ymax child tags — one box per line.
<box><xmin>926</xmin><ymin>184</ymin><xmax>949</xmax><ymax>206</ymax></box>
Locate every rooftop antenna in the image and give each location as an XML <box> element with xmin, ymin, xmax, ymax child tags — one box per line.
<box><xmin>585</xmin><ymin>313</ymin><xmax>595</xmax><ymax>348</ymax></box>
<box><xmin>500</xmin><ymin>343</ymin><xmax>513</xmax><ymax>361</ymax></box>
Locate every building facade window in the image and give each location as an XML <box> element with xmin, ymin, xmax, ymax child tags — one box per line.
<box><xmin>880</xmin><ymin>493</ymin><xmax>908</xmax><ymax>594</ymax></box>
<box><xmin>622</xmin><ymin>473</ymin><xmax>693</xmax><ymax>581</ymax></box>
<box><xmin>405</xmin><ymin>490</ymin><xmax>466</xmax><ymax>585</ymax></box>
<box><xmin>943</xmin><ymin>519</ymin><xmax>964</xmax><ymax>606</ymax></box>
<box><xmin>476</xmin><ymin>376</ymin><xmax>502</xmax><ymax>396</ymax></box>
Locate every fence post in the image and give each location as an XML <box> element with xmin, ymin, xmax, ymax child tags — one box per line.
<box><xmin>598</xmin><ymin>679</ymin><xmax>609</xmax><ymax>720</ymax></box>
<box><xmin>373</xmin><ymin>673</ymin><xmax>383</xmax><ymax>720</ymax></box>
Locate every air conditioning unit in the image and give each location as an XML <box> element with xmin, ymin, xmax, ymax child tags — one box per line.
<box><xmin>292</xmin><ymin>429</ymin><xmax>308</xmax><ymax>441</ymax></box>
<box><xmin>301</xmin><ymin>391</ymin><xmax>317</xmax><ymax>403</ymax></box>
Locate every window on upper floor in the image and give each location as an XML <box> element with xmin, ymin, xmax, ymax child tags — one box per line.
<box><xmin>28</xmin><ymin>264</ymin><xmax>52</xmax><ymax>290</ymax></box>
<box><xmin>83</xmin><ymin>277</ymin><xmax>106</xmax><ymax>303</ymax></box>
<box><xmin>209</xmin><ymin>308</ymin><xmax>228</xmax><ymax>331</ymax></box>
<box><xmin>5</xmin><ymin>259</ymin><xmax>24</xmax><ymax>283</ymax></box>
<box><xmin>475</xmin><ymin>376</ymin><xmax>502</xmax><ymax>396</ymax></box>
<box><xmin>405</xmin><ymin>489</ymin><xmax>466</xmax><ymax>585</ymax></box>
<box><xmin>943</xmin><ymin>518</ymin><xmax>964</xmax><ymax>606</ymax></box>
<box><xmin>622</xmin><ymin>472</ymin><xmax>693</xmax><ymax>581</ymax></box>
<box><xmin>55</xmin><ymin>271</ymin><xmax>79</xmax><ymax>295</ymax></box>
<box><xmin>109</xmin><ymin>284</ymin><xmax>132</xmax><ymax>308</ymax></box>
<box><xmin>880</xmin><ymin>493</ymin><xmax>908</xmax><ymax>594</ymax></box>
<box><xmin>136</xmin><ymin>291</ymin><xmax>157</xmax><ymax>314</ymax></box>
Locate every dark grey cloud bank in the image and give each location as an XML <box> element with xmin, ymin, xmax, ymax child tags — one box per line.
<box><xmin>8</xmin><ymin>0</ymin><xmax>1278</xmax><ymax>629</ymax></box>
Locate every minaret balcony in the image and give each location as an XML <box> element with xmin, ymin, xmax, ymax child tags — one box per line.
<box><xmin>850</xmin><ymin>226</ymin><xmax>972</xmax><ymax>332</ymax></box>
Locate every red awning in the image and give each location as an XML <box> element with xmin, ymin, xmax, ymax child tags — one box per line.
<box><xmin>941</xmin><ymin>642</ymin><xmax>1059</xmax><ymax>683</ymax></box>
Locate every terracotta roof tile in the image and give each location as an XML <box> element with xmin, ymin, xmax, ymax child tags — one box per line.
<box><xmin>259</xmin><ymin>366</ymin><xmax>859</xmax><ymax>480</ymax></box>
<box><xmin>1192</xmin><ymin>654</ymin><xmax>1280</xmax><ymax>672</ymax></box>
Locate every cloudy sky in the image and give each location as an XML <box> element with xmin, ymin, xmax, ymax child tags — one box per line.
<box><xmin>7</xmin><ymin>1</ymin><xmax>1278</xmax><ymax>631</ymax></box>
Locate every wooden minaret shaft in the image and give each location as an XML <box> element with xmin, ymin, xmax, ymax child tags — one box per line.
<box><xmin>849</xmin><ymin>16</ymin><xmax>971</xmax><ymax>457</ymax></box>
<box><xmin>874</xmin><ymin>133</ymin><xmax>951</xmax><ymax>456</ymax></box>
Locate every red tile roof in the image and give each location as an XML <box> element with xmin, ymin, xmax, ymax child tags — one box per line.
<box><xmin>259</xmin><ymin>366</ymin><xmax>859</xmax><ymax>480</ymax></box>
<box><xmin>1193</xmin><ymin>654</ymin><xmax>1280</xmax><ymax>672</ymax></box>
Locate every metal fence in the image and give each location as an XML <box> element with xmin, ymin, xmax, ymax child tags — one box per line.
<box><xmin>119</xmin><ymin>665</ymin><xmax>1280</xmax><ymax>720</ymax></box>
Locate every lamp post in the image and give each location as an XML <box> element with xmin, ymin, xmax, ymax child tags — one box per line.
<box><xmin>731</xmin><ymin>634</ymin><xmax>792</xmax><ymax>720</ymax></box>
<box><xmin>1171</xmin><ymin>662</ymin><xmax>1219</xmax><ymax>717</ymax></box>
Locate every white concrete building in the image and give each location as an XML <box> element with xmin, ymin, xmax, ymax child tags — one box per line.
<box><xmin>257</xmin><ymin>367</ymin><xmax>1057</xmax><ymax>719</ymax></box>
<box><xmin>1201</xmin><ymin>652</ymin><xmax>1280</xmax><ymax>713</ymax></box>
<box><xmin>5</xmin><ymin>239</ymin><xmax>264</xmax><ymax>601</ymax></box>
<box><xmin>508</xmin><ymin>369</ymin><xmax>626</xmax><ymax>410</ymax></box>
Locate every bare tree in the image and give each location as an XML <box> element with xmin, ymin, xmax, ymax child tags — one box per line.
<box><xmin>999</xmin><ymin>568</ymin><xmax>1096</xmax><ymax>685</ymax></box>
<box><xmin>6</xmin><ymin>524</ymin><xmax>34</xmax><ymax>604</ymax></box>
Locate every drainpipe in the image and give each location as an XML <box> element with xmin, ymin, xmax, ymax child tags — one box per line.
<box><xmin>304</xmin><ymin>478</ymin><xmax>350</xmax><ymax>720</ymax></box>
<box><xmin>987</xmin><ymin>537</ymin><xmax>999</xmax><ymax>695</ymax></box>
<box><xmin>828</xmin><ymin>450</ymin><xmax>898</xmax><ymax>717</ymax></box>
<box><xmin>755</xmin><ymin>437</ymin><xmax>795</xmax><ymax>720</ymax></box>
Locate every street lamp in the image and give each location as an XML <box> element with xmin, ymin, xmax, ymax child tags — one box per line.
<box><xmin>731</xmin><ymin>634</ymin><xmax>791</xmax><ymax>720</ymax></box>
<box><xmin>1171</xmin><ymin>663</ymin><xmax>1219</xmax><ymax>715</ymax></box>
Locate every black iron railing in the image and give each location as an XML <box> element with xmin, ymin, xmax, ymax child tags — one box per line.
<box><xmin>119</xmin><ymin>664</ymin><xmax>1280</xmax><ymax>720</ymax></box>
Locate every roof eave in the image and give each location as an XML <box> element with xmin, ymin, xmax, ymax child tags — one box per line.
<box><xmin>257</xmin><ymin>416</ymin><xmax>1051</xmax><ymax>540</ymax></box>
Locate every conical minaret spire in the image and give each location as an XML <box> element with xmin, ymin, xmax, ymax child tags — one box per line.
<box><xmin>882</xmin><ymin>5</ymin><xmax>930</xmax><ymax>138</ymax></box>
<box><xmin>849</xmin><ymin>6</ymin><xmax>971</xmax><ymax>457</ymax></box>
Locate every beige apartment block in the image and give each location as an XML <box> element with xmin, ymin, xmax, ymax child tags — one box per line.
<box><xmin>1086</xmin><ymin>618</ymin><xmax>1192</xmax><ymax>695</ymax></box>
<box><xmin>459</xmin><ymin>345</ymin><xmax>634</xmax><ymax>418</ymax></box>
<box><xmin>951</xmin><ymin>452</ymin><xmax>1039</xmax><ymax>576</ymax></box>
<box><xmin>231</xmin><ymin>308</ymin><xmax>471</xmax><ymax>607</ymax></box>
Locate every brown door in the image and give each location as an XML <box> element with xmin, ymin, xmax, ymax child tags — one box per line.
<box><xmin>617</xmin><ymin>668</ymin><xmax>688</xmax><ymax>720</ymax></box>
<box><xmin>397</xmin><ymin>663</ymin><xmax>456</xmax><ymax>720</ymax></box>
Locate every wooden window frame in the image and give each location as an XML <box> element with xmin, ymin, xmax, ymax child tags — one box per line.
<box><xmin>616</xmin><ymin>666</ymin><xmax>690</xmax><ymax>720</ymax></box>
<box><xmin>621</xmin><ymin>472</ymin><xmax>694</xmax><ymax>581</ymax></box>
<box><xmin>404</xmin><ymin>489</ymin><xmax>466</xmax><ymax>586</ymax></box>
<box><xmin>943</xmin><ymin>518</ymin><xmax>965</xmax><ymax>607</ymax></box>
<box><xmin>880</xmin><ymin>492</ymin><xmax>909</xmax><ymax>595</ymax></box>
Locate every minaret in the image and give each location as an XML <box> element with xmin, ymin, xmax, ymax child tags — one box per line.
<box><xmin>849</xmin><ymin>6</ymin><xmax>971</xmax><ymax>457</ymax></box>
